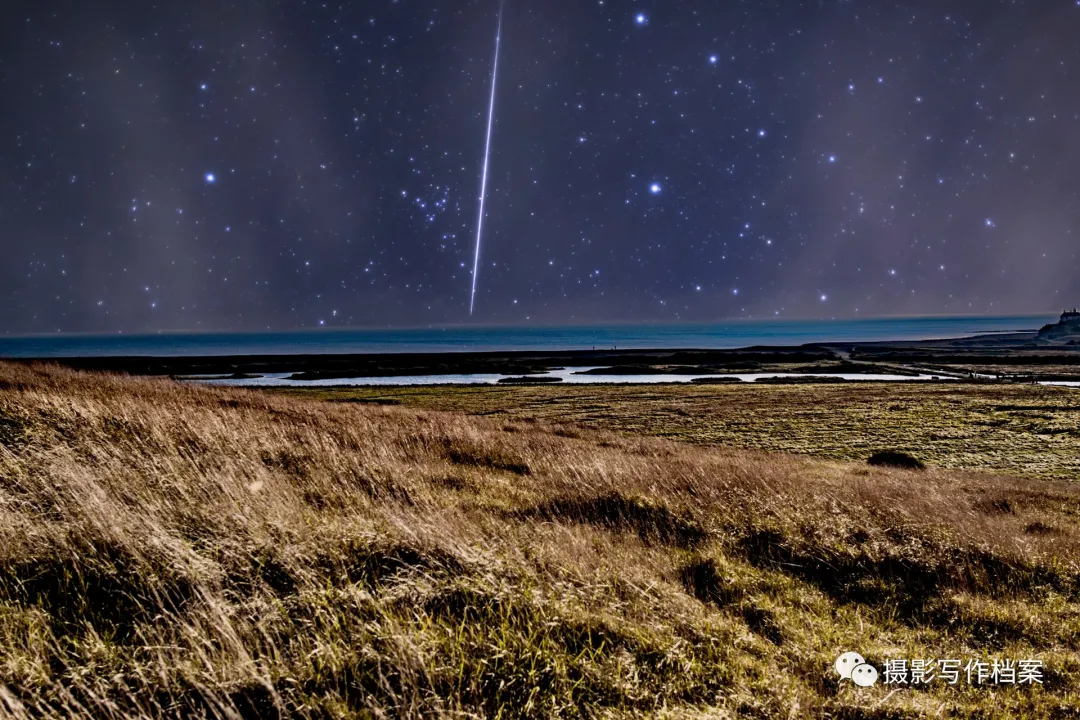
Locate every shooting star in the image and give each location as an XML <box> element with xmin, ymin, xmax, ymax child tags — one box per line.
<box><xmin>469</xmin><ymin>2</ymin><xmax>503</xmax><ymax>316</ymax></box>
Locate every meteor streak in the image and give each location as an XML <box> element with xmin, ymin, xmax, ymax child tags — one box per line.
<box><xmin>469</xmin><ymin>2</ymin><xmax>503</xmax><ymax>316</ymax></box>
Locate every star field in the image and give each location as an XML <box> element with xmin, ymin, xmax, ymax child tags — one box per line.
<box><xmin>2</xmin><ymin>0</ymin><xmax>1080</xmax><ymax>334</ymax></box>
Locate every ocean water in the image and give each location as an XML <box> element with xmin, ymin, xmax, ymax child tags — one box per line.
<box><xmin>0</xmin><ymin>314</ymin><xmax>1049</xmax><ymax>358</ymax></box>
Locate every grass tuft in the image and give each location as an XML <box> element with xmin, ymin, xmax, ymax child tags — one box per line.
<box><xmin>517</xmin><ymin>492</ymin><xmax>707</xmax><ymax>548</ymax></box>
<box><xmin>442</xmin><ymin>438</ymin><xmax>530</xmax><ymax>475</ymax></box>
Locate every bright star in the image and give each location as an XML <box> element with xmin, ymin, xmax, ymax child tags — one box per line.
<box><xmin>758</xmin><ymin>129</ymin><xmax>766</xmax><ymax>137</ymax></box>
<box><xmin>827</xmin><ymin>155</ymin><xmax>837</xmax><ymax>163</ymax></box>
<box><xmin>820</xmin><ymin>294</ymin><xmax>828</xmax><ymax>302</ymax></box>
<box><xmin>635</xmin><ymin>13</ymin><xmax>647</xmax><ymax>25</ymax></box>
<box><xmin>709</xmin><ymin>55</ymin><xmax>718</xmax><ymax>64</ymax></box>
<box><xmin>649</xmin><ymin>183</ymin><xmax>662</xmax><ymax>194</ymax></box>
<box><xmin>205</xmin><ymin>173</ymin><xmax>215</xmax><ymax>183</ymax></box>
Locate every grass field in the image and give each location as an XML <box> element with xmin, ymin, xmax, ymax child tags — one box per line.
<box><xmin>276</xmin><ymin>382</ymin><xmax>1080</xmax><ymax>481</ymax></box>
<box><xmin>1</xmin><ymin>364</ymin><xmax>1079</xmax><ymax>718</ymax></box>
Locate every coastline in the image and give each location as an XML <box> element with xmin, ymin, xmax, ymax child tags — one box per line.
<box><xmin>5</xmin><ymin>328</ymin><xmax>1080</xmax><ymax>384</ymax></box>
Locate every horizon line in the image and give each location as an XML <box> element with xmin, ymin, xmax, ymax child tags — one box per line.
<box><xmin>0</xmin><ymin>311</ymin><xmax>1057</xmax><ymax>340</ymax></box>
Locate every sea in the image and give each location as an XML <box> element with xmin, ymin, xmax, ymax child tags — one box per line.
<box><xmin>0</xmin><ymin>315</ymin><xmax>1050</xmax><ymax>358</ymax></box>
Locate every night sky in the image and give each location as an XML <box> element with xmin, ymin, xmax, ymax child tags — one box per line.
<box><xmin>3</xmin><ymin>0</ymin><xmax>1080</xmax><ymax>335</ymax></box>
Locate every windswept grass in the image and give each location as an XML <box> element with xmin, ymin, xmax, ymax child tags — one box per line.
<box><xmin>285</xmin><ymin>383</ymin><xmax>1080</xmax><ymax>480</ymax></box>
<box><xmin>0</xmin><ymin>363</ymin><xmax>1079</xmax><ymax>718</ymax></box>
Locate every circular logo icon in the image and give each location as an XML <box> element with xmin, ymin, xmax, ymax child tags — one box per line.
<box><xmin>834</xmin><ymin>651</ymin><xmax>866</xmax><ymax>680</ymax></box>
<box><xmin>851</xmin><ymin>662</ymin><xmax>879</xmax><ymax>687</ymax></box>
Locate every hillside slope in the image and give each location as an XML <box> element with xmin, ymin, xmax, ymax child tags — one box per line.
<box><xmin>0</xmin><ymin>363</ymin><xmax>1078</xmax><ymax>718</ymax></box>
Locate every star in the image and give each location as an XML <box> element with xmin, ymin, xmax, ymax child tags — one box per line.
<box><xmin>634</xmin><ymin>13</ymin><xmax>648</xmax><ymax>25</ymax></box>
<box><xmin>205</xmin><ymin>173</ymin><xmax>216</xmax><ymax>183</ymax></box>
<box><xmin>709</xmin><ymin>55</ymin><xmax>718</xmax><ymax>64</ymax></box>
<box><xmin>649</xmin><ymin>183</ymin><xmax>662</xmax><ymax>194</ymax></box>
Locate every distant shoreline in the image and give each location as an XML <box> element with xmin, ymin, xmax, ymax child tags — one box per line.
<box><xmin>7</xmin><ymin>329</ymin><xmax>1080</xmax><ymax>382</ymax></box>
<box><xmin>0</xmin><ymin>315</ymin><xmax>1053</xmax><ymax>361</ymax></box>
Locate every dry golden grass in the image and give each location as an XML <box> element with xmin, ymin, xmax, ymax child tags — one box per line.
<box><xmin>1</xmin><ymin>363</ymin><xmax>1079</xmax><ymax>718</ymax></box>
<box><xmin>284</xmin><ymin>382</ymin><xmax>1080</xmax><ymax>480</ymax></box>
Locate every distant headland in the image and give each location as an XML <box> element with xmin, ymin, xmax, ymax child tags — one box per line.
<box><xmin>1037</xmin><ymin>309</ymin><xmax>1080</xmax><ymax>342</ymax></box>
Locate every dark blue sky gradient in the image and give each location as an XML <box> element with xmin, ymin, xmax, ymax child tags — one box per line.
<box><xmin>2</xmin><ymin>0</ymin><xmax>1079</xmax><ymax>333</ymax></box>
